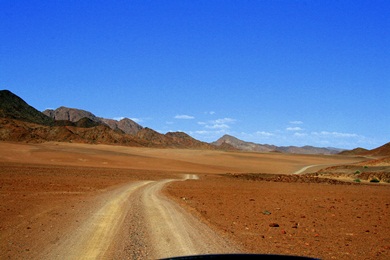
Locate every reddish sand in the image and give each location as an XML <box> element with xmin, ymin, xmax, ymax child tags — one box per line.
<box><xmin>0</xmin><ymin>142</ymin><xmax>389</xmax><ymax>259</ymax></box>
<box><xmin>166</xmin><ymin>175</ymin><xmax>390</xmax><ymax>259</ymax></box>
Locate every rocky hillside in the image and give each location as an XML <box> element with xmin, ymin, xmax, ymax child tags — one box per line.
<box><xmin>136</xmin><ymin>128</ymin><xmax>215</xmax><ymax>149</ymax></box>
<box><xmin>364</xmin><ymin>142</ymin><xmax>390</xmax><ymax>156</ymax></box>
<box><xmin>339</xmin><ymin>143</ymin><xmax>390</xmax><ymax>157</ymax></box>
<box><xmin>0</xmin><ymin>90</ymin><xmax>216</xmax><ymax>149</ymax></box>
<box><xmin>43</xmin><ymin>107</ymin><xmax>143</xmax><ymax>135</ymax></box>
<box><xmin>213</xmin><ymin>134</ymin><xmax>343</xmax><ymax>155</ymax></box>
<box><xmin>213</xmin><ymin>134</ymin><xmax>276</xmax><ymax>152</ymax></box>
<box><xmin>277</xmin><ymin>145</ymin><xmax>344</xmax><ymax>155</ymax></box>
<box><xmin>0</xmin><ymin>90</ymin><xmax>54</xmax><ymax>126</ymax></box>
<box><xmin>339</xmin><ymin>147</ymin><xmax>369</xmax><ymax>156</ymax></box>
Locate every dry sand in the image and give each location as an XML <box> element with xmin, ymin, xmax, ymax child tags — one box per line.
<box><xmin>0</xmin><ymin>142</ymin><xmax>388</xmax><ymax>259</ymax></box>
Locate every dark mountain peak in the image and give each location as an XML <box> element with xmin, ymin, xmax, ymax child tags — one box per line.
<box><xmin>0</xmin><ymin>90</ymin><xmax>54</xmax><ymax>126</ymax></box>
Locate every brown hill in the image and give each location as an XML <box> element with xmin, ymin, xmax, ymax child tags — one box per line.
<box><xmin>339</xmin><ymin>147</ymin><xmax>369</xmax><ymax>155</ymax></box>
<box><xmin>100</xmin><ymin>118</ymin><xmax>142</xmax><ymax>135</ymax></box>
<box><xmin>43</xmin><ymin>107</ymin><xmax>143</xmax><ymax>135</ymax></box>
<box><xmin>364</xmin><ymin>142</ymin><xmax>390</xmax><ymax>157</ymax></box>
<box><xmin>0</xmin><ymin>91</ymin><xmax>213</xmax><ymax>149</ymax></box>
<box><xmin>0</xmin><ymin>118</ymin><xmax>144</xmax><ymax>146</ymax></box>
<box><xmin>43</xmin><ymin>106</ymin><xmax>100</xmax><ymax>123</ymax></box>
<box><xmin>339</xmin><ymin>143</ymin><xmax>390</xmax><ymax>157</ymax></box>
<box><xmin>277</xmin><ymin>145</ymin><xmax>343</xmax><ymax>155</ymax></box>
<box><xmin>213</xmin><ymin>134</ymin><xmax>276</xmax><ymax>152</ymax></box>
<box><xmin>213</xmin><ymin>134</ymin><xmax>342</xmax><ymax>154</ymax></box>
<box><xmin>0</xmin><ymin>90</ymin><xmax>54</xmax><ymax>126</ymax></box>
<box><xmin>136</xmin><ymin>128</ymin><xmax>215</xmax><ymax>149</ymax></box>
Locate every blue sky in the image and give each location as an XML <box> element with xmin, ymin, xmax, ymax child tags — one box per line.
<box><xmin>1</xmin><ymin>0</ymin><xmax>389</xmax><ymax>149</ymax></box>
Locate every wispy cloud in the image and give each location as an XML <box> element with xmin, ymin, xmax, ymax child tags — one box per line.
<box><xmin>205</xmin><ymin>124</ymin><xmax>230</xmax><ymax>129</ymax></box>
<box><xmin>175</xmin><ymin>115</ymin><xmax>195</xmax><ymax>119</ymax></box>
<box><xmin>256</xmin><ymin>131</ymin><xmax>274</xmax><ymax>137</ymax></box>
<box><xmin>311</xmin><ymin>131</ymin><xmax>359</xmax><ymax>138</ymax></box>
<box><xmin>205</xmin><ymin>111</ymin><xmax>215</xmax><ymax>115</ymax></box>
<box><xmin>294</xmin><ymin>132</ymin><xmax>307</xmax><ymax>137</ymax></box>
<box><xmin>286</xmin><ymin>127</ymin><xmax>303</xmax><ymax>131</ymax></box>
<box><xmin>200</xmin><ymin>117</ymin><xmax>237</xmax><ymax>130</ymax></box>
<box><xmin>290</xmin><ymin>120</ymin><xmax>303</xmax><ymax>124</ymax></box>
<box><xmin>213</xmin><ymin>118</ymin><xmax>236</xmax><ymax>124</ymax></box>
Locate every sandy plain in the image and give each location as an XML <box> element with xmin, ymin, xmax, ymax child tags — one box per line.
<box><xmin>0</xmin><ymin>142</ymin><xmax>389</xmax><ymax>259</ymax></box>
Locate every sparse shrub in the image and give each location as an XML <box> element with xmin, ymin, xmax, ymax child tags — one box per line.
<box><xmin>370</xmin><ymin>178</ymin><xmax>380</xmax><ymax>183</ymax></box>
<box><xmin>354</xmin><ymin>170</ymin><xmax>361</xmax><ymax>175</ymax></box>
<box><xmin>363</xmin><ymin>166</ymin><xmax>368</xmax><ymax>169</ymax></box>
<box><xmin>354</xmin><ymin>178</ymin><xmax>361</xmax><ymax>183</ymax></box>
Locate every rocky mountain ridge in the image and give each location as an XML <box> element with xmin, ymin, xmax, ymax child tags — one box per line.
<box><xmin>0</xmin><ymin>90</ymin><xmax>213</xmax><ymax>149</ymax></box>
<box><xmin>1</xmin><ymin>90</ymin><xmax>388</xmax><ymax>155</ymax></box>
<box><xmin>43</xmin><ymin>107</ymin><xmax>143</xmax><ymax>135</ymax></box>
<box><xmin>213</xmin><ymin>134</ymin><xmax>345</xmax><ymax>155</ymax></box>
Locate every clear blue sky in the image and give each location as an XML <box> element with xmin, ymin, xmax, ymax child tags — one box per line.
<box><xmin>1</xmin><ymin>0</ymin><xmax>389</xmax><ymax>149</ymax></box>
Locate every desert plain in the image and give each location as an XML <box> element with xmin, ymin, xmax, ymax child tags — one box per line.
<box><xmin>0</xmin><ymin>141</ymin><xmax>389</xmax><ymax>259</ymax></box>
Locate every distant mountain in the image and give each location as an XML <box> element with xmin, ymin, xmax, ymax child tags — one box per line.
<box><xmin>213</xmin><ymin>134</ymin><xmax>343</xmax><ymax>155</ymax></box>
<box><xmin>276</xmin><ymin>145</ymin><xmax>344</xmax><ymax>155</ymax></box>
<box><xmin>0</xmin><ymin>90</ymin><xmax>216</xmax><ymax>149</ymax></box>
<box><xmin>338</xmin><ymin>143</ymin><xmax>390</xmax><ymax>157</ymax></box>
<box><xmin>0</xmin><ymin>90</ymin><xmax>54</xmax><ymax>126</ymax></box>
<box><xmin>100</xmin><ymin>118</ymin><xmax>142</xmax><ymax>135</ymax></box>
<box><xmin>136</xmin><ymin>128</ymin><xmax>215</xmax><ymax>149</ymax></box>
<box><xmin>338</xmin><ymin>147</ymin><xmax>369</xmax><ymax>156</ymax></box>
<box><xmin>43</xmin><ymin>107</ymin><xmax>143</xmax><ymax>135</ymax></box>
<box><xmin>2</xmin><ymin>90</ymin><xmax>388</xmax><ymax>154</ymax></box>
<box><xmin>366</xmin><ymin>142</ymin><xmax>390</xmax><ymax>156</ymax></box>
<box><xmin>212</xmin><ymin>134</ymin><xmax>276</xmax><ymax>152</ymax></box>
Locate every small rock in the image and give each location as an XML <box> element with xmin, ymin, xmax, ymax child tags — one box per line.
<box><xmin>262</xmin><ymin>210</ymin><xmax>271</xmax><ymax>215</ymax></box>
<box><xmin>269</xmin><ymin>223</ymin><xmax>279</xmax><ymax>227</ymax></box>
<box><xmin>281</xmin><ymin>230</ymin><xmax>287</xmax><ymax>234</ymax></box>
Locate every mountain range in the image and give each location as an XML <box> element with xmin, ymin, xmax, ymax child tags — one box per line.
<box><xmin>213</xmin><ymin>135</ymin><xmax>344</xmax><ymax>155</ymax></box>
<box><xmin>1</xmin><ymin>90</ymin><xmax>388</xmax><ymax>156</ymax></box>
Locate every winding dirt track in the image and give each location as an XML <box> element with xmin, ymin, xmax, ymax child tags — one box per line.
<box><xmin>43</xmin><ymin>174</ymin><xmax>238</xmax><ymax>259</ymax></box>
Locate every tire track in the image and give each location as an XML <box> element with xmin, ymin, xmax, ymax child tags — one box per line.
<box><xmin>44</xmin><ymin>181</ymin><xmax>152</xmax><ymax>259</ymax></box>
<box><xmin>139</xmin><ymin>174</ymin><xmax>238</xmax><ymax>259</ymax></box>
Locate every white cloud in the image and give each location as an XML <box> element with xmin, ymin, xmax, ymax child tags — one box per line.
<box><xmin>175</xmin><ymin>115</ymin><xmax>195</xmax><ymax>119</ymax></box>
<box><xmin>213</xmin><ymin>118</ymin><xmax>236</xmax><ymax>124</ymax></box>
<box><xmin>294</xmin><ymin>132</ymin><xmax>307</xmax><ymax>137</ymax></box>
<box><xmin>290</xmin><ymin>120</ymin><xmax>303</xmax><ymax>124</ymax></box>
<box><xmin>205</xmin><ymin>111</ymin><xmax>216</xmax><ymax>115</ymax></box>
<box><xmin>312</xmin><ymin>131</ymin><xmax>359</xmax><ymax>138</ymax></box>
<box><xmin>286</xmin><ymin>127</ymin><xmax>303</xmax><ymax>131</ymax></box>
<box><xmin>113</xmin><ymin>117</ymin><xmax>125</xmax><ymax>121</ymax></box>
<box><xmin>256</xmin><ymin>131</ymin><xmax>274</xmax><ymax>137</ymax></box>
<box><xmin>205</xmin><ymin>124</ymin><xmax>230</xmax><ymax>129</ymax></box>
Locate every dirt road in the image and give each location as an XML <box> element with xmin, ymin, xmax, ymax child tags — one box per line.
<box><xmin>42</xmin><ymin>174</ymin><xmax>238</xmax><ymax>259</ymax></box>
